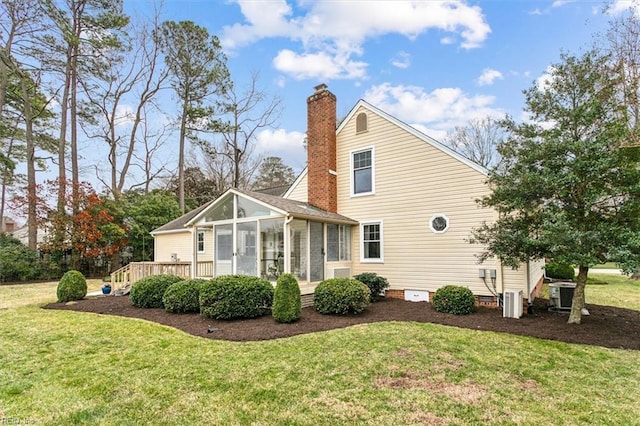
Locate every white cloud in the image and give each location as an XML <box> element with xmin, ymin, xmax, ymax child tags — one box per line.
<box><xmin>528</xmin><ymin>8</ymin><xmax>544</xmax><ymax>15</ymax></box>
<box><xmin>551</xmin><ymin>0</ymin><xmax>576</xmax><ymax>7</ymax></box>
<box><xmin>607</xmin><ymin>0</ymin><xmax>640</xmax><ymax>16</ymax></box>
<box><xmin>273</xmin><ymin>49</ymin><xmax>367</xmax><ymax>80</ymax></box>
<box><xmin>114</xmin><ymin>104</ymin><xmax>135</xmax><ymax>127</ymax></box>
<box><xmin>363</xmin><ymin>83</ymin><xmax>504</xmax><ymax>136</ymax></box>
<box><xmin>255</xmin><ymin>128</ymin><xmax>307</xmax><ymax>171</ymax></box>
<box><xmin>535</xmin><ymin>65</ymin><xmax>556</xmax><ymax>91</ymax></box>
<box><xmin>390</xmin><ymin>51</ymin><xmax>411</xmax><ymax>69</ymax></box>
<box><xmin>223</xmin><ymin>0</ymin><xmax>491</xmax><ymax>80</ymax></box>
<box><xmin>477</xmin><ymin>68</ymin><xmax>504</xmax><ymax>86</ymax></box>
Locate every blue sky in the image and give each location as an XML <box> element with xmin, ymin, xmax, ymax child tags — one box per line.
<box><xmin>125</xmin><ymin>0</ymin><xmax>638</xmax><ymax>174</ymax></box>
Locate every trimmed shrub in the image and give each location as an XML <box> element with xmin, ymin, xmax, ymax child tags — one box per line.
<box><xmin>314</xmin><ymin>278</ymin><xmax>371</xmax><ymax>315</ymax></box>
<box><xmin>353</xmin><ymin>272</ymin><xmax>389</xmax><ymax>302</ymax></box>
<box><xmin>545</xmin><ymin>261</ymin><xmax>575</xmax><ymax>280</ymax></box>
<box><xmin>200</xmin><ymin>275</ymin><xmax>274</xmax><ymax>320</ymax></box>
<box><xmin>163</xmin><ymin>279</ymin><xmax>206</xmax><ymax>313</ymax></box>
<box><xmin>130</xmin><ymin>275</ymin><xmax>183</xmax><ymax>308</ymax></box>
<box><xmin>432</xmin><ymin>285</ymin><xmax>475</xmax><ymax>315</ymax></box>
<box><xmin>56</xmin><ymin>270</ymin><xmax>87</xmax><ymax>302</ymax></box>
<box><xmin>272</xmin><ymin>273</ymin><xmax>301</xmax><ymax>323</ymax></box>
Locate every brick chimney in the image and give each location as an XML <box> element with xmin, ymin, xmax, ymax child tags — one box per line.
<box><xmin>307</xmin><ymin>83</ymin><xmax>337</xmax><ymax>213</ymax></box>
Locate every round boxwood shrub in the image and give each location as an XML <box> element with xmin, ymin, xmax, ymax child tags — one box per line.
<box><xmin>163</xmin><ymin>279</ymin><xmax>206</xmax><ymax>313</ymax></box>
<box><xmin>313</xmin><ymin>278</ymin><xmax>371</xmax><ymax>315</ymax></box>
<box><xmin>272</xmin><ymin>273</ymin><xmax>301</xmax><ymax>323</ymax></box>
<box><xmin>199</xmin><ymin>275</ymin><xmax>274</xmax><ymax>320</ymax></box>
<box><xmin>353</xmin><ymin>272</ymin><xmax>389</xmax><ymax>302</ymax></box>
<box><xmin>432</xmin><ymin>285</ymin><xmax>475</xmax><ymax>315</ymax></box>
<box><xmin>545</xmin><ymin>261</ymin><xmax>575</xmax><ymax>281</ymax></box>
<box><xmin>130</xmin><ymin>275</ymin><xmax>183</xmax><ymax>308</ymax></box>
<box><xmin>56</xmin><ymin>270</ymin><xmax>87</xmax><ymax>302</ymax></box>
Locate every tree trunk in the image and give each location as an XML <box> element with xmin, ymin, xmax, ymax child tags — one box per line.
<box><xmin>20</xmin><ymin>77</ymin><xmax>37</xmax><ymax>250</ymax></box>
<box><xmin>178</xmin><ymin>97</ymin><xmax>188</xmax><ymax>213</ymax></box>
<box><xmin>568</xmin><ymin>265</ymin><xmax>588</xmax><ymax>324</ymax></box>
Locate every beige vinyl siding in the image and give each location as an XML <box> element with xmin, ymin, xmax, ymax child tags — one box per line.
<box><xmin>285</xmin><ymin>172</ymin><xmax>308</xmax><ymax>202</ymax></box>
<box><xmin>528</xmin><ymin>258</ymin><xmax>545</xmax><ymax>295</ymax></box>
<box><xmin>154</xmin><ymin>232</ymin><xmax>193</xmax><ymax>262</ymax></box>
<box><xmin>336</xmin><ymin>106</ymin><xmax>528</xmax><ymax>296</ymax></box>
<box><xmin>194</xmin><ymin>228</ymin><xmax>214</xmax><ymax>262</ymax></box>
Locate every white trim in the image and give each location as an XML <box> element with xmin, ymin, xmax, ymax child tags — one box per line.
<box><xmin>186</xmin><ymin>189</ymin><xmax>289</xmax><ymax>227</ymax></box>
<box><xmin>350</xmin><ymin>146</ymin><xmax>376</xmax><ymax>197</ymax></box>
<box><xmin>150</xmin><ymin>228</ymin><xmax>191</xmax><ymax>236</ymax></box>
<box><xmin>429</xmin><ymin>214</ymin><xmax>450</xmax><ymax>234</ymax></box>
<box><xmin>329</xmin><ymin>169</ymin><xmax>338</xmax><ymax>176</ymax></box>
<box><xmin>359</xmin><ymin>220</ymin><xmax>383</xmax><ymax>263</ymax></box>
<box><xmin>338</xmin><ymin>100</ymin><xmax>488</xmax><ymax>176</ymax></box>
<box><xmin>283</xmin><ymin>168</ymin><xmax>308</xmax><ymax>199</ymax></box>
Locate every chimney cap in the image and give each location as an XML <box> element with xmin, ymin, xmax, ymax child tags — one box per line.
<box><xmin>314</xmin><ymin>83</ymin><xmax>328</xmax><ymax>93</ymax></box>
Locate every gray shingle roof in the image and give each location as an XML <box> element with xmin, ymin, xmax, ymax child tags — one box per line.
<box><xmin>151</xmin><ymin>200</ymin><xmax>215</xmax><ymax>234</ymax></box>
<box><xmin>153</xmin><ymin>189</ymin><xmax>358</xmax><ymax>233</ymax></box>
<box><xmin>236</xmin><ymin>189</ymin><xmax>358</xmax><ymax>225</ymax></box>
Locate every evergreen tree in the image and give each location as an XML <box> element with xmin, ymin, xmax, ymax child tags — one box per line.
<box><xmin>472</xmin><ymin>51</ymin><xmax>640</xmax><ymax>324</ymax></box>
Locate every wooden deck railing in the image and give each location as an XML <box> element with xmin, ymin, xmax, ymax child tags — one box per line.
<box><xmin>110</xmin><ymin>262</ymin><xmax>193</xmax><ymax>291</ymax></box>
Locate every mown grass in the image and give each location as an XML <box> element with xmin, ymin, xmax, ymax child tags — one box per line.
<box><xmin>586</xmin><ymin>273</ymin><xmax>640</xmax><ymax>311</ymax></box>
<box><xmin>0</xmin><ymin>276</ymin><xmax>639</xmax><ymax>424</ymax></box>
<box><xmin>0</xmin><ymin>279</ymin><xmax>103</xmax><ymax>309</ymax></box>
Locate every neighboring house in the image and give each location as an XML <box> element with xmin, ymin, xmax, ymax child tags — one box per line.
<box><xmin>151</xmin><ymin>84</ymin><xmax>544</xmax><ymax>310</ymax></box>
<box><xmin>1</xmin><ymin>216</ymin><xmax>17</xmax><ymax>233</ymax></box>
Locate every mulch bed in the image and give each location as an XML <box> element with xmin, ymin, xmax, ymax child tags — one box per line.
<box><xmin>44</xmin><ymin>296</ymin><xmax>640</xmax><ymax>350</ymax></box>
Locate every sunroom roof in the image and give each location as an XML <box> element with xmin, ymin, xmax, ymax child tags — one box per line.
<box><xmin>153</xmin><ymin>189</ymin><xmax>358</xmax><ymax>234</ymax></box>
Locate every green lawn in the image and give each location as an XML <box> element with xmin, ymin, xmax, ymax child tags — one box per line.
<box><xmin>1</xmin><ymin>276</ymin><xmax>639</xmax><ymax>425</ymax></box>
<box><xmin>586</xmin><ymin>273</ymin><xmax>640</xmax><ymax>311</ymax></box>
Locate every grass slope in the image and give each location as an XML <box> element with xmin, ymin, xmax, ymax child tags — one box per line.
<box><xmin>0</xmin><ymin>275</ymin><xmax>639</xmax><ymax>424</ymax></box>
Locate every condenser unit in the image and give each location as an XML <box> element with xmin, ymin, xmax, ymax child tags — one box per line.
<box><xmin>503</xmin><ymin>289</ymin><xmax>523</xmax><ymax>318</ymax></box>
<box><xmin>326</xmin><ymin>267</ymin><xmax>351</xmax><ymax>279</ymax></box>
<box><xmin>549</xmin><ymin>282</ymin><xmax>576</xmax><ymax>310</ymax></box>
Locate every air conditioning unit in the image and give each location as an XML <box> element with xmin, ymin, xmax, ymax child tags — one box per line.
<box><xmin>549</xmin><ymin>282</ymin><xmax>576</xmax><ymax>310</ymax></box>
<box><xmin>503</xmin><ymin>289</ymin><xmax>523</xmax><ymax>318</ymax></box>
<box><xmin>327</xmin><ymin>267</ymin><xmax>351</xmax><ymax>279</ymax></box>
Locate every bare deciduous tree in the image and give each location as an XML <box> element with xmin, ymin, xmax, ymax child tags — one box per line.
<box><xmin>444</xmin><ymin>116</ymin><xmax>504</xmax><ymax>169</ymax></box>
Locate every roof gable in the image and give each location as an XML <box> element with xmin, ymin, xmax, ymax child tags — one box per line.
<box><xmin>337</xmin><ymin>99</ymin><xmax>488</xmax><ymax>176</ymax></box>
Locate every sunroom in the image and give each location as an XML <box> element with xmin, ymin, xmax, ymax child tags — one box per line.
<box><xmin>186</xmin><ymin>189</ymin><xmax>357</xmax><ymax>293</ymax></box>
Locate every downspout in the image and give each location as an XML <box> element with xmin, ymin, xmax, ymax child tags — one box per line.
<box><xmin>526</xmin><ymin>260</ymin><xmax>533</xmax><ymax>314</ymax></box>
<box><xmin>284</xmin><ymin>215</ymin><xmax>294</xmax><ymax>274</ymax></box>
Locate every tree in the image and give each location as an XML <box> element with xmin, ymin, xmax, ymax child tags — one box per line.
<box><xmin>157</xmin><ymin>20</ymin><xmax>230</xmax><ymax>212</ymax></box>
<box><xmin>200</xmin><ymin>72</ymin><xmax>282</xmax><ymax>189</ymax></box>
<box><xmin>80</xmin><ymin>8</ymin><xmax>168</xmax><ymax>200</ymax></box>
<box><xmin>600</xmin><ymin>4</ymin><xmax>640</xmax><ymax>145</ymax></box>
<box><xmin>471</xmin><ymin>51</ymin><xmax>640</xmax><ymax>324</ymax></box>
<box><xmin>252</xmin><ymin>156</ymin><xmax>295</xmax><ymax>190</ymax></box>
<box><xmin>444</xmin><ymin>116</ymin><xmax>504</xmax><ymax>168</ymax></box>
<box><xmin>166</xmin><ymin>166</ymin><xmax>220</xmax><ymax>211</ymax></box>
<box><xmin>0</xmin><ymin>0</ymin><xmax>56</xmax><ymax>249</ymax></box>
<box><xmin>123</xmin><ymin>190</ymin><xmax>180</xmax><ymax>261</ymax></box>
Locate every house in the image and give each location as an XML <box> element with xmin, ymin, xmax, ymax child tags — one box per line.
<box><xmin>150</xmin><ymin>84</ymin><xmax>544</xmax><ymax>310</ymax></box>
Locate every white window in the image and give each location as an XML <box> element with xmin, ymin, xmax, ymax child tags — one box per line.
<box><xmin>327</xmin><ymin>224</ymin><xmax>352</xmax><ymax>261</ymax></box>
<box><xmin>429</xmin><ymin>214</ymin><xmax>450</xmax><ymax>234</ymax></box>
<box><xmin>351</xmin><ymin>147</ymin><xmax>374</xmax><ymax>196</ymax></box>
<box><xmin>360</xmin><ymin>221</ymin><xmax>383</xmax><ymax>262</ymax></box>
<box><xmin>197</xmin><ymin>231</ymin><xmax>205</xmax><ymax>253</ymax></box>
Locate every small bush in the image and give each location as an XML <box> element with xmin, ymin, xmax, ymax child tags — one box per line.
<box><xmin>432</xmin><ymin>285</ymin><xmax>475</xmax><ymax>315</ymax></box>
<box><xmin>314</xmin><ymin>278</ymin><xmax>370</xmax><ymax>315</ymax></box>
<box><xmin>130</xmin><ymin>275</ymin><xmax>183</xmax><ymax>308</ymax></box>
<box><xmin>545</xmin><ymin>261</ymin><xmax>575</xmax><ymax>280</ymax></box>
<box><xmin>200</xmin><ymin>275</ymin><xmax>274</xmax><ymax>320</ymax></box>
<box><xmin>56</xmin><ymin>270</ymin><xmax>87</xmax><ymax>302</ymax></box>
<box><xmin>163</xmin><ymin>279</ymin><xmax>206</xmax><ymax>313</ymax></box>
<box><xmin>272</xmin><ymin>273</ymin><xmax>301</xmax><ymax>323</ymax></box>
<box><xmin>353</xmin><ymin>272</ymin><xmax>389</xmax><ymax>302</ymax></box>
